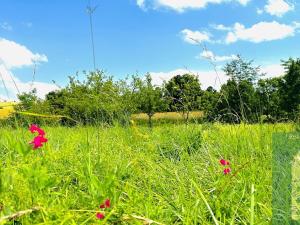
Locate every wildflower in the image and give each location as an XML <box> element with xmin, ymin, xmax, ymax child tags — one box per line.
<box><xmin>100</xmin><ymin>198</ymin><xmax>111</xmax><ymax>209</ymax></box>
<box><xmin>220</xmin><ymin>159</ymin><xmax>230</xmax><ymax>166</ymax></box>
<box><xmin>29</xmin><ymin>124</ymin><xmax>45</xmax><ymax>136</ymax></box>
<box><xmin>96</xmin><ymin>212</ymin><xmax>105</xmax><ymax>220</ymax></box>
<box><xmin>30</xmin><ymin>135</ymin><xmax>48</xmax><ymax>149</ymax></box>
<box><xmin>223</xmin><ymin>168</ymin><xmax>231</xmax><ymax>175</ymax></box>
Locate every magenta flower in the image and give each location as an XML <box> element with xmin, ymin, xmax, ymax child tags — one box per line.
<box><xmin>96</xmin><ymin>212</ymin><xmax>104</xmax><ymax>220</ymax></box>
<box><xmin>220</xmin><ymin>159</ymin><xmax>230</xmax><ymax>166</ymax></box>
<box><xmin>100</xmin><ymin>198</ymin><xmax>111</xmax><ymax>209</ymax></box>
<box><xmin>30</xmin><ymin>135</ymin><xmax>48</xmax><ymax>149</ymax></box>
<box><xmin>29</xmin><ymin>124</ymin><xmax>47</xmax><ymax>149</ymax></box>
<box><xmin>223</xmin><ymin>168</ymin><xmax>231</xmax><ymax>175</ymax></box>
<box><xmin>29</xmin><ymin>124</ymin><xmax>45</xmax><ymax>136</ymax></box>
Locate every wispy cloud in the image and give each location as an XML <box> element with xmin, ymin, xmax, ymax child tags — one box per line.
<box><xmin>198</xmin><ymin>50</ymin><xmax>238</xmax><ymax>62</ymax></box>
<box><xmin>22</xmin><ymin>22</ymin><xmax>33</xmax><ymax>28</ymax></box>
<box><xmin>0</xmin><ymin>22</ymin><xmax>12</xmax><ymax>31</ymax></box>
<box><xmin>181</xmin><ymin>29</ymin><xmax>211</xmax><ymax>44</ymax></box>
<box><xmin>211</xmin><ymin>24</ymin><xmax>231</xmax><ymax>31</ymax></box>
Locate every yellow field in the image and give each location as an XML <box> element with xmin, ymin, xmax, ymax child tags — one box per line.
<box><xmin>0</xmin><ymin>105</ymin><xmax>203</xmax><ymax>121</ymax></box>
<box><xmin>0</xmin><ymin>102</ymin><xmax>16</xmax><ymax>119</ymax></box>
<box><xmin>131</xmin><ymin>111</ymin><xmax>203</xmax><ymax>121</ymax></box>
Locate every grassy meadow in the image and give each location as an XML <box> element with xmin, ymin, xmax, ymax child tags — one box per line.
<box><xmin>0</xmin><ymin>123</ymin><xmax>298</xmax><ymax>224</ymax></box>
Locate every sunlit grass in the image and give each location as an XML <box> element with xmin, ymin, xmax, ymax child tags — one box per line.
<box><xmin>0</xmin><ymin>123</ymin><xmax>296</xmax><ymax>224</ymax></box>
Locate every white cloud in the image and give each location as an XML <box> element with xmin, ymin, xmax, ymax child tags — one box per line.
<box><xmin>0</xmin><ymin>38</ymin><xmax>57</xmax><ymax>100</ymax></box>
<box><xmin>150</xmin><ymin>68</ymin><xmax>228</xmax><ymax>90</ymax></box>
<box><xmin>137</xmin><ymin>0</ymin><xmax>251</xmax><ymax>12</ymax></box>
<box><xmin>261</xmin><ymin>64</ymin><xmax>285</xmax><ymax>78</ymax></box>
<box><xmin>0</xmin><ymin>65</ymin><xmax>58</xmax><ymax>100</ymax></box>
<box><xmin>0</xmin><ymin>22</ymin><xmax>12</xmax><ymax>31</ymax></box>
<box><xmin>225</xmin><ymin>21</ymin><xmax>299</xmax><ymax>43</ymax></box>
<box><xmin>264</xmin><ymin>0</ymin><xmax>294</xmax><ymax>17</ymax></box>
<box><xmin>181</xmin><ymin>29</ymin><xmax>211</xmax><ymax>44</ymax></box>
<box><xmin>199</xmin><ymin>50</ymin><xmax>238</xmax><ymax>62</ymax></box>
<box><xmin>150</xmin><ymin>64</ymin><xmax>285</xmax><ymax>90</ymax></box>
<box><xmin>0</xmin><ymin>38</ymin><xmax>48</xmax><ymax>69</ymax></box>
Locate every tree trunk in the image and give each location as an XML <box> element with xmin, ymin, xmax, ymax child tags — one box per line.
<box><xmin>148</xmin><ymin>114</ymin><xmax>153</xmax><ymax>128</ymax></box>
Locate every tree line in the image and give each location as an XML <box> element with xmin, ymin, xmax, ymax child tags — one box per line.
<box><xmin>5</xmin><ymin>56</ymin><xmax>300</xmax><ymax>127</ymax></box>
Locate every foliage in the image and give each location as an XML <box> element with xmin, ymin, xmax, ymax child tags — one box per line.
<box><xmin>2</xmin><ymin>57</ymin><xmax>300</xmax><ymax>125</ymax></box>
<box><xmin>280</xmin><ymin>58</ymin><xmax>300</xmax><ymax>120</ymax></box>
<box><xmin>223</xmin><ymin>55</ymin><xmax>264</xmax><ymax>83</ymax></box>
<box><xmin>165</xmin><ymin>74</ymin><xmax>202</xmax><ymax>122</ymax></box>
<box><xmin>135</xmin><ymin>73</ymin><xmax>167</xmax><ymax>127</ymax></box>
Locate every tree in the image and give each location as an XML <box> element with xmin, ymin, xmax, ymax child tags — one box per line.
<box><xmin>165</xmin><ymin>74</ymin><xmax>202</xmax><ymax>122</ymax></box>
<box><xmin>207</xmin><ymin>56</ymin><xmax>263</xmax><ymax>123</ymax></box>
<box><xmin>280</xmin><ymin>58</ymin><xmax>300</xmax><ymax>120</ymax></box>
<box><xmin>256</xmin><ymin>77</ymin><xmax>283</xmax><ymax>122</ymax></box>
<box><xmin>137</xmin><ymin>73</ymin><xmax>167</xmax><ymax>128</ymax></box>
<box><xmin>201</xmin><ymin>86</ymin><xmax>219</xmax><ymax>116</ymax></box>
<box><xmin>223</xmin><ymin>55</ymin><xmax>264</xmax><ymax>83</ymax></box>
<box><xmin>207</xmin><ymin>79</ymin><xmax>257</xmax><ymax>123</ymax></box>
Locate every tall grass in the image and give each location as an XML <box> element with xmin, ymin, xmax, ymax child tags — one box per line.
<box><xmin>0</xmin><ymin>123</ymin><xmax>295</xmax><ymax>224</ymax></box>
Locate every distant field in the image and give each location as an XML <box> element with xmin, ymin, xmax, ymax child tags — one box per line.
<box><xmin>0</xmin><ymin>102</ymin><xmax>16</xmax><ymax>119</ymax></box>
<box><xmin>132</xmin><ymin>111</ymin><xmax>203</xmax><ymax>122</ymax></box>
<box><xmin>0</xmin><ymin>109</ymin><xmax>204</xmax><ymax>122</ymax></box>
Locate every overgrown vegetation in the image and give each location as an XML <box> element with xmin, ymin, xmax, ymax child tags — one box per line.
<box><xmin>0</xmin><ymin>123</ymin><xmax>296</xmax><ymax>224</ymax></box>
<box><xmin>1</xmin><ymin>56</ymin><xmax>300</xmax><ymax>126</ymax></box>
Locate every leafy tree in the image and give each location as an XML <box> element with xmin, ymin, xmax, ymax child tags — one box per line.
<box><xmin>136</xmin><ymin>73</ymin><xmax>167</xmax><ymax>128</ymax></box>
<box><xmin>280</xmin><ymin>58</ymin><xmax>300</xmax><ymax>120</ymax></box>
<box><xmin>207</xmin><ymin>57</ymin><xmax>263</xmax><ymax>123</ymax></box>
<box><xmin>165</xmin><ymin>74</ymin><xmax>202</xmax><ymax>122</ymax></box>
<box><xmin>208</xmin><ymin>79</ymin><xmax>256</xmax><ymax>123</ymax></box>
<box><xmin>45</xmin><ymin>70</ymin><xmax>138</xmax><ymax>125</ymax></box>
<box><xmin>256</xmin><ymin>77</ymin><xmax>283</xmax><ymax>122</ymax></box>
<box><xmin>223</xmin><ymin>55</ymin><xmax>264</xmax><ymax>83</ymax></box>
<box><xmin>17</xmin><ymin>89</ymin><xmax>38</xmax><ymax>111</ymax></box>
<box><xmin>201</xmin><ymin>86</ymin><xmax>219</xmax><ymax>116</ymax></box>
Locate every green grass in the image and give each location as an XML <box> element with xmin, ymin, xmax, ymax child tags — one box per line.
<box><xmin>0</xmin><ymin>123</ymin><xmax>296</xmax><ymax>224</ymax></box>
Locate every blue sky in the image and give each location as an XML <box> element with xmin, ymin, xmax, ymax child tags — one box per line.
<box><xmin>0</xmin><ymin>0</ymin><xmax>299</xmax><ymax>100</ymax></box>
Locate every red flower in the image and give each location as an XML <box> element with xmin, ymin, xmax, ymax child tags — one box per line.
<box><xmin>30</xmin><ymin>135</ymin><xmax>48</xmax><ymax>149</ymax></box>
<box><xmin>29</xmin><ymin>124</ymin><xmax>45</xmax><ymax>136</ymax></box>
<box><xmin>220</xmin><ymin>159</ymin><xmax>230</xmax><ymax>166</ymax></box>
<box><xmin>96</xmin><ymin>212</ymin><xmax>104</xmax><ymax>220</ymax></box>
<box><xmin>104</xmin><ymin>199</ymin><xmax>111</xmax><ymax>208</ymax></box>
<box><xmin>223</xmin><ymin>168</ymin><xmax>231</xmax><ymax>175</ymax></box>
<box><xmin>100</xmin><ymin>198</ymin><xmax>111</xmax><ymax>209</ymax></box>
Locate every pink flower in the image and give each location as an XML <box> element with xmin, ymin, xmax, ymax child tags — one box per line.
<box><xmin>29</xmin><ymin>124</ymin><xmax>45</xmax><ymax>136</ymax></box>
<box><xmin>223</xmin><ymin>168</ymin><xmax>231</xmax><ymax>175</ymax></box>
<box><xmin>100</xmin><ymin>198</ymin><xmax>111</xmax><ymax>209</ymax></box>
<box><xmin>220</xmin><ymin>159</ymin><xmax>230</xmax><ymax>166</ymax></box>
<box><xmin>96</xmin><ymin>212</ymin><xmax>105</xmax><ymax>220</ymax></box>
<box><xmin>30</xmin><ymin>135</ymin><xmax>48</xmax><ymax>149</ymax></box>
